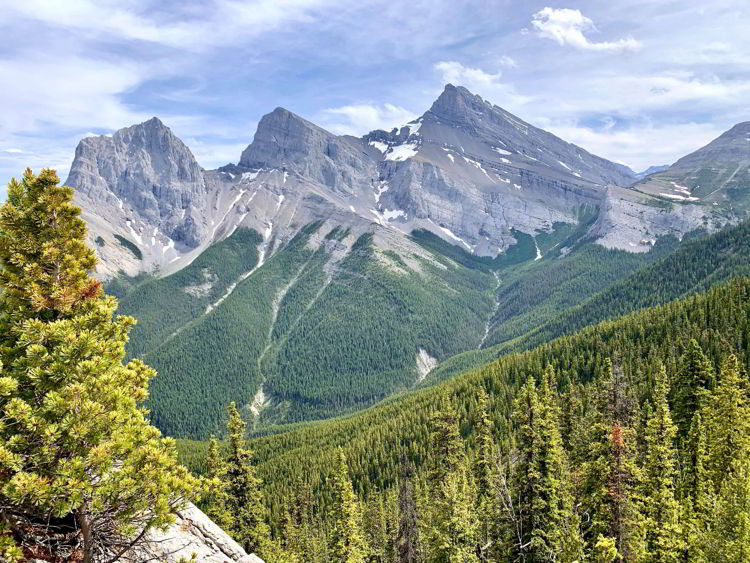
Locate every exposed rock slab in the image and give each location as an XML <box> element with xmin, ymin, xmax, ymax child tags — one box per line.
<box><xmin>124</xmin><ymin>502</ymin><xmax>264</xmax><ymax>563</ymax></box>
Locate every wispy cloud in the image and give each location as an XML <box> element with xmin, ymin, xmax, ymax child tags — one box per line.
<box><xmin>5</xmin><ymin>0</ymin><xmax>334</xmax><ymax>52</ymax></box>
<box><xmin>531</xmin><ymin>7</ymin><xmax>642</xmax><ymax>52</ymax></box>
<box><xmin>319</xmin><ymin>104</ymin><xmax>417</xmax><ymax>136</ymax></box>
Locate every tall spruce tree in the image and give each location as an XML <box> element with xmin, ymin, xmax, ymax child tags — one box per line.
<box><xmin>425</xmin><ymin>400</ymin><xmax>479</xmax><ymax>562</ymax></box>
<box><xmin>700</xmin><ymin>355</ymin><xmax>750</xmax><ymax>563</ymax></box>
<box><xmin>512</xmin><ymin>369</ymin><xmax>573</xmax><ymax>562</ymax></box>
<box><xmin>704</xmin><ymin>355</ymin><xmax>750</xmax><ymax>486</ymax></box>
<box><xmin>329</xmin><ymin>449</ymin><xmax>367</xmax><ymax>563</ymax></box>
<box><xmin>0</xmin><ymin>169</ymin><xmax>196</xmax><ymax>562</ymax></box>
<box><xmin>396</xmin><ymin>456</ymin><xmax>422</xmax><ymax>563</ymax></box>
<box><xmin>680</xmin><ymin>412</ymin><xmax>710</xmax><ymax>563</ymax></box>
<box><xmin>673</xmin><ymin>340</ymin><xmax>713</xmax><ymax>437</ymax></box>
<box><xmin>582</xmin><ymin>360</ymin><xmax>645</xmax><ymax>563</ymax></box>
<box><xmin>225</xmin><ymin>401</ymin><xmax>270</xmax><ymax>555</ymax></box>
<box><xmin>204</xmin><ymin>435</ymin><xmax>234</xmax><ymax>532</ymax></box>
<box><xmin>642</xmin><ymin>366</ymin><xmax>682</xmax><ymax>563</ymax></box>
<box><xmin>473</xmin><ymin>389</ymin><xmax>499</xmax><ymax>561</ymax></box>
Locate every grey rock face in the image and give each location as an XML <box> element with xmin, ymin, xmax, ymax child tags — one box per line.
<box><xmin>421</xmin><ymin>84</ymin><xmax>637</xmax><ymax>187</ymax></box>
<box><xmin>239</xmin><ymin>107</ymin><xmax>378</xmax><ymax>196</ymax></box>
<box><xmin>68</xmin><ymin>117</ymin><xmax>207</xmax><ymax>245</ymax></box>
<box><xmin>633</xmin><ymin>121</ymin><xmax>750</xmax><ymax>227</ymax></box>
<box><xmin>69</xmin><ymin>84</ymin><xmax>735</xmax><ymax>278</ymax></box>
<box><xmin>124</xmin><ymin>502</ymin><xmax>263</xmax><ymax>563</ymax></box>
<box><xmin>66</xmin><ymin>118</ymin><xmax>216</xmax><ymax>277</ymax></box>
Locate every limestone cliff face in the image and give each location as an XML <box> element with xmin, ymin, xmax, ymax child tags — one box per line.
<box><xmin>67</xmin><ymin>118</ymin><xmax>215</xmax><ymax>277</ymax></box>
<box><xmin>635</xmin><ymin>120</ymin><xmax>750</xmax><ymax>224</ymax></box>
<box><xmin>239</xmin><ymin>107</ymin><xmax>379</xmax><ymax>196</ymax></box>
<box><xmin>67</xmin><ymin>84</ymin><xmax>731</xmax><ymax>278</ymax></box>
<box><xmin>124</xmin><ymin>502</ymin><xmax>264</xmax><ymax>563</ymax></box>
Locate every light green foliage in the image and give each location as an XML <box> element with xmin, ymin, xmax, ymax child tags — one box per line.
<box><xmin>642</xmin><ymin>366</ymin><xmax>682</xmax><ymax>563</ymax></box>
<box><xmin>424</xmin><ymin>402</ymin><xmax>479</xmax><ymax>563</ymax></box>
<box><xmin>329</xmin><ymin>450</ymin><xmax>367</xmax><ymax>563</ymax></box>
<box><xmin>225</xmin><ymin>402</ymin><xmax>271</xmax><ymax>555</ymax></box>
<box><xmin>203</xmin><ymin>436</ymin><xmax>234</xmax><ymax>531</ymax></box>
<box><xmin>0</xmin><ymin>169</ymin><xmax>197</xmax><ymax>561</ymax></box>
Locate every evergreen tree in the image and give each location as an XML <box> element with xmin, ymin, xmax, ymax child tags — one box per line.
<box><xmin>703</xmin><ymin>455</ymin><xmax>750</xmax><ymax>563</ymax></box>
<box><xmin>363</xmin><ymin>493</ymin><xmax>388</xmax><ymax>562</ymax></box>
<box><xmin>582</xmin><ymin>361</ymin><xmax>645</xmax><ymax>563</ymax></box>
<box><xmin>680</xmin><ymin>412</ymin><xmax>711</xmax><ymax>563</ymax></box>
<box><xmin>699</xmin><ymin>355</ymin><xmax>750</xmax><ymax>563</ymax></box>
<box><xmin>425</xmin><ymin>401</ymin><xmax>479</xmax><ymax>562</ymax></box>
<box><xmin>512</xmin><ymin>369</ymin><xmax>572</xmax><ymax>562</ymax></box>
<box><xmin>473</xmin><ymin>389</ymin><xmax>499</xmax><ymax>561</ymax></box>
<box><xmin>329</xmin><ymin>449</ymin><xmax>367</xmax><ymax>563</ymax></box>
<box><xmin>396</xmin><ymin>456</ymin><xmax>422</xmax><ymax>563</ymax></box>
<box><xmin>225</xmin><ymin>401</ymin><xmax>270</xmax><ymax>555</ymax></box>
<box><xmin>283</xmin><ymin>477</ymin><xmax>315</xmax><ymax>561</ymax></box>
<box><xmin>642</xmin><ymin>366</ymin><xmax>682</xmax><ymax>563</ymax></box>
<box><xmin>0</xmin><ymin>169</ymin><xmax>196</xmax><ymax>561</ymax></box>
<box><xmin>704</xmin><ymin>355</ymin><xmax>750</xmax><ymax>487</ymax></box>
<box><xmin>673</xmin><ymin>340</ymin><xmax>713</xmax><ymax>437</ymax></box>
<box><xmin>204</xmin><ymin>435</ymin><xmax>233</xmax><ymax>531</ymax></box>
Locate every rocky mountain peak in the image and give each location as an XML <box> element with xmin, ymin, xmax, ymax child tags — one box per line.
<box><xmin>239</xmin><ymin>107</ymin><xmax>377</xmax><ymax>195</ymax></box>
<box><xmin>426</xmin><ymin>83</ymin><xmax>497</xmax><ymax>128</ymax></box>
<box><xmin>239</xmin><ymin>107</ymin><xmax>331</xmax><ymax>169</ymax></box>
<box><xmin>726</xmin><ymin>121</ymin><xmax>750</xmax><ymax>136</ymax></box>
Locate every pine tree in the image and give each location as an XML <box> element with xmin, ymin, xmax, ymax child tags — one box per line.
<box><xmin>473</xmin><ymin>389</ymin><xmax>499</xmax><ymax>561</ymax></box>
<box><xmin>225</xmin><ymin>401</ymin><xmax>270</xmax><ymax>555</ymax></box>
<box><xmin>582</xmin><ymin>360</ymin><xmax>645</xmax><ymax>563</ymax></box>
<box><xmin>204</xmin><ymin>435</ymin><xmax>233</xmax><ymax>531</ymax></box>
<box><xmin>642</xmin><ymin>366</ymin><xmax>682</xmax><ymax>563</ymax></box>
<box><xmin>329</xmin><ymin>449</ymin><xmax>367</xmax><ymax>563</ymax></box>
<box><xmin>703</xmin><ymin>455</ymin><xmax>750</xmax><ymax>563</ymax></box>
<box><xmin>0</xmin><ymin>170</ymin><xmax>197</xmax><ymax>561</ymax></box>
<box><xmin>397</xmin><ymin>456</ymin><xmax>422</xmax><ymax>563</ymax></box>
<box><xmin>699</xmin><ymin>355</ymin><xmax>750</xmax><ymax>563</ymax></box>
<box><xmin>679</xmin><ymin>412</ymin><xmax>711</xmax><ymax>563</ymax></box>
<box><xmin>673</xmin><ymin>340</ymin><xmax>713</xmax><ymax>436</ymax></box>
<box><xmin>512</xmin><ymin>369</ymin><xmax>572</xmax><ymax>562</ymax></box>
<box><xmin>704</xmin><ymin>355</ymin><xmax>750</xmax><ymax>487</ymax></box>
<box><xmin>363</xmin><ymin>493</ymin><xmax>388</xmax><ymax>561</ymax></box>
<box><xmin>425</xmin><ymin>401</ymin><xmax>479</xmax><ymax>562</ymax></box>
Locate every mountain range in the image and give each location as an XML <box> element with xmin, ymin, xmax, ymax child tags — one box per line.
<box><xmin>64</xmin><ymin>84</ymin><xmax>749</xmax><ymax>438</ymax></box>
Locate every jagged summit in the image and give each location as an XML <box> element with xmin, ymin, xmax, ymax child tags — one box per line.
<box><xmin>426</xmin><ymin>83</ymin><xmax>494</xmax><ymax>125</ymax></box>
<box><xmin>239</xmin><ymin>105</ymin><xmax>377</xmax><ymax>194</ymax></box>
<box><xmin>239</xmin><ymin>106</ymin><xmax>336</xmax><ymax>169</ymax></box>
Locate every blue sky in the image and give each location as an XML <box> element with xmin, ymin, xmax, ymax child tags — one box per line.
<box><xmin>2</xmin><ymin>0</ymin><xmax>749</xmax><ymax>198</ymax></box>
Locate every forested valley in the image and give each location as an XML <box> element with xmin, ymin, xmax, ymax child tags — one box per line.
<box><xmin>181</xmin><ymin>276</ymin><xmax>750</xmax><ymax>562</ymax></box>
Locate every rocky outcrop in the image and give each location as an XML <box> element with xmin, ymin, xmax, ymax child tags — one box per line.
<box><xmin>124</xmin><ymin>502</ymin><xmax>264</xmax><ymax>563</ymax></box>
<box><xmin>66</xmin><ymin>118</ymin><xmax>216</xmax><ymax>277</ymax></box>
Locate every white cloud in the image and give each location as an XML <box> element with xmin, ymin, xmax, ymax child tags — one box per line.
<box><xmin>435</xmin><ymin>61</ymin><xmax>503</xmax><ymax>86</ymax></box>
<box><xmin>544</xmin><ymin>119</ymin><xmax>724</xmax><ymax>171</ymax></box>
<box><xmin>499</xmin><ymin>55</ymin><xmax>518</xmax><ymax>68</ymax></box>
<box><xmin>531</xmin><ymin>7</ymin><xmax>642</xmax><ymax>52</ymax></box>
<box><xmin>6</xmin><ymin>0</ymin><xmax>334</xmax><ymax>52</ymax></box>
<box><xmin>1</xmin><ymin>148</ymin><xmax>26</xmax><ymax>154</ymax></box>
<box><xmin>319</xmin><ymin>104</ymin><xmax>418</xmax><ymax>136</ymax></box>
